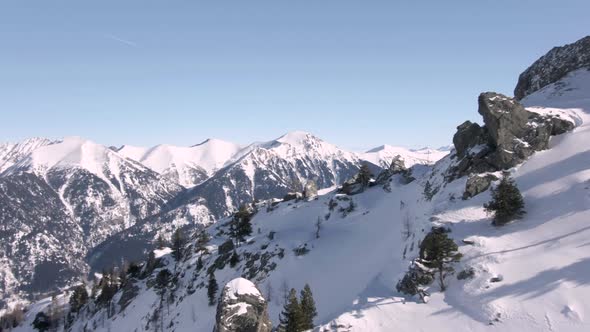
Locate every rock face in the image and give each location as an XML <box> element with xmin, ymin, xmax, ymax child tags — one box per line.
<box><xmin>214</xmin><ymin>278</ymin><xmax>272</xmax><ymax>332</ymax></box>
<box><xmin>449</xmin><ymin>92</ymin><xmax>575</xmax><ymax>179</ymax></box>
<box><xmin>374</xmin><ymin>155</ymin><xmax>414</xmax><ymax>185</ymax></box>
<box><xmin>515</xmin><ymin>36</ymin><xmax>590</xmax><ymax>100</ymax></box>
<box><xmin>463</xmin><ymin>174</ymin><xmax>498</xmax><ymax>200</ymax></box>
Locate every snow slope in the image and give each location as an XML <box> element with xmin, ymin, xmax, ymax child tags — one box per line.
<box><xmin>36</xmin><ymin>69</ymin><xmax>590</xmax><ymax>332</ymax></box>
<box><xmin>317</xmin><ymin>68</ymin><xmax>590</xmax><ymax>331</ymax></box>
<box><xmin>118</xmin><ymin>138</ymin><xmax>244</xmax><ymax>187</ymax></box>
<box><xmin>362</xmin><ymin>144</ymin><xmax>450</xmax><ymax>168</ymax></box>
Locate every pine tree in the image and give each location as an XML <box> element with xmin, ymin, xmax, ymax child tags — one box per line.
<box><xmin>69</xmin><ymin>284</ymin><xmax>89</xmax><ymax>313</ymax></box>
<box><xmin>155</xmin><ymin>269</ymin><xmax>172</xmax><ymax>294</ymax></box>
<box><xmin>229</xmin><ymin>250</ymin><xmax>240</xmax><ymax>268</ymax></box>
<box><xmin>207</xmin><ymin>273</ymin><xmax>219</xmax><ymax>306</ymax></box>
<box><xmin>156</xmin><ymin>234</ymin><xmax>167</xmax><ymax>249</ymax></box>
<box><xmin>196</xmin><ymin>256</ymin><xmax>204</xmax><ymax>271</ymax></box>
<box><xmin>357</xmin><ymin>164</ymin><xmax>373</xmax><ymax>189</ymax></box>
<box><xmin>299</xmin><ymin>284</ymin><xmax>317</xmax><ymax>330</ymax></box>
<box><xmin>278</xmin><ymin>288</ymin><xmax>304</xmax><ymax>332</ymax></box>
<box><xmin>172</xmin><ymin>228</ymin><xmax>185</xmax><ymax>261</ymax></box>
<box><xmin>419</xmin><ymin>230</ymin><xmax>462</xmax><ymax>291</ymax></box>
<box><xmin>231</xmin><ymin>205</ymin><xmax>253</xmax><ymax>244</ymax></box>
<box><xmin>484</xmin><ymin>172</ymin><xmax>525</xmax><ymax>226</ymax></box>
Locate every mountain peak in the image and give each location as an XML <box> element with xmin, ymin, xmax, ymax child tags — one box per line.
<box><xmin>275</xmin><ymin>131</ymin><xmax>318</xmax><ymax>145</ymax></box>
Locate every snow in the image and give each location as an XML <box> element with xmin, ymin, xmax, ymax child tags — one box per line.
<box><xmin>154</xmin><ymin>247</ymin><xmax>172</xmax><ymax>258</ymax></box>
<box><xmin>362</xmin><ymin>144</ymin><xmax>449</xmax><ymax>168</ymax></box>
<box><xmin>11</xmin><ymin>70</ymin><xmax>590</xmax><ymax>332</ymax></box>
<box><xmin>225</xmin><ymin>278</ymin><xmax>263</xmax><ymax>300</ymax></box>
<box><xmin>118</xmin><ymin>138</ymin><xmax>243</xmax><ymax>187</ymax></box>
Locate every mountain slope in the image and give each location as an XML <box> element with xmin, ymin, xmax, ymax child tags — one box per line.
<box><xmin>0</xmin><ymin>137</ymin><xmax>185</xmax><ymax>307</ymax></box>
<box><xmin>118</xmin><ymin>138</ymin><xmax>243</xmax><ymax>188</ymax></box>
<box><xmin>362</xmin><ymin>144</ymin><xmax>450</xmax><ymax>168</ymax></box>
<box><xmin>180</xmin><ymin>131</ymin><xmax>372</xmax><ymax>218</ymax></box>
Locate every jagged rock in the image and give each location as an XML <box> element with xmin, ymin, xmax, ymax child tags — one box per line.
<box><xmin>515</xmin><ymin>36</ymin><xmax>590</xmax><ymax>100</ymax></box>
<box><xmin>374</xmin><ymin>156</ymin><xmax>415</xmax><ymax>185</ymax></box>
<box><xmin>463</xmin><ymin>174</ymin><xmax>498</xmax><ymax>200</ymax></box>
<box><xmin>453</xmin><ymin>121</ymin><xmax>487</xmax><ymax>158</ymax></box>
<box><xmin>213</xmin><ymin>278</ymin><xmax>272</xmax><ymax>332</ymax></box>
<box><xmin>448</xmin><ymin>92</ymin><xmax>575</xmax><ymax>180</ymax></box>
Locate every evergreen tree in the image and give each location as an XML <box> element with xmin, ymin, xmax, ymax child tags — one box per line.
<box><xmin>196</xmin><ymin>231</ymin><xmax>211</xmax><ymax>252</ymax></box>
<box><xmin>279</xmin><ymin>288</ymin><xmax>304</xmax><ymax>332</ymax></box>
<box><xmin>32</xmin><ymin>312</ymin><xmax>50</xmax><ymax>332</ymax></box>
<box><xmin>69</xmin><ymin>284</ymin><xmax>89</xmax><ymax>313</ymax></box>
<box><xmin>357</xmin><ymin>164</ymin><xmax>373</xmax><ymax>189</ymax></box>
<box><xmin>229</xmin><ymin>250</ymin><xmax>240</xmax><ymax>268</ymax></box>
<box><xmin>156</xmin><ymin>234</ymin><xmax>167</xmax><ymax>249</ymax></box>
<box><xmin>230</xmin><ymin>205</ymin><xmax>253</xmax><ymax>244</ymax></box>
<box><xmin>155</xmin><ymin>269</ymin><xmax>172</xmax><ymax>294</ymax></box>
<box><xmin>196</xmin><ymin>256</ymin><xmax>204</xmax><ymax>271</ymax></box>
<box><xmin>207</xmin><ymin>273</ymin><xmax>219</xmax><ymax>306</ymax></box>
<box><xmin>419</xmin><ymin>229</ymin><xmax>462</xmax><ymax>291</ymax></box>
<box><xmin>299</xmin><ymin>284</ymin><xmax>317</xmax><ymax>330</ymax></box>
<box><xmin>172</xmin><ymin>228</ymin><xmax>185</xmax><ymax>261</ymax></box>
<box><xmin>484</xmin><ymin>172</ymin><xmax>525</xmax><ymax>226</ymax></box>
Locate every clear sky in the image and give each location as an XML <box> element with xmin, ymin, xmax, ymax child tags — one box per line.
<box><xmin>0</xmin><ymin>1</ymin><xmax>588</xmax><ymax>151</ymax></box>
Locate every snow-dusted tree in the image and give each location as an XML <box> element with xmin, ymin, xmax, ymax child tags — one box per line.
<box><xmin>419</xmin><ymin>230</ymin><xmax>462</xmax><ymax>291</ymax></box>
<box><xmin>300</xmin><ymin>284</ymin><xmax>318</xmax><ymax>330</ymax></box>
<box><xmin>484</xmin><ymin>172</ymin><xmax>525</xmax><ymax>226</ymax></box>
<box><xmin>315</xmin><ymin>217</ymin><xmax>322</xmax><ymax>239</ymax></box>
<box><xmin>196</xmin><ymin>256</ymin><xmax>204</xmax><ymax>271</ymax></box>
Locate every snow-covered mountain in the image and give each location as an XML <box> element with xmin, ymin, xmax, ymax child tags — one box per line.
<box><xmin>362</xmin><ymin>144</ymin><xmax>450</xmax><ymax>168</ymax></box>
<box><xmin>179</xmin><ymin>131</ymin><xmax>371</xmax><ymax>218</ymax></box>
<box><xmin>9</xmin><ymin>35</ymin><xmax>590</xmax><ymax>332</ymax></box>
<box><xmin>0</xmin><ymin>137</ymin><xmax>185</xmax><ymax>307</ymax></box>
<box><xmin>117</xmin><ymin>138</ymin><xmax>244</xmax><ymax>188</ymax></box>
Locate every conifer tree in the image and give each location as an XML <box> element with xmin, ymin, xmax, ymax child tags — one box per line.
<box><xmin>357</xmin><ymin>164</ymin><xmax>373</xmax><ymax>189</ymax></box>
<box><xmin>484</xmin><ymin>172</ymin><xmax>525</xmax><ymax>226</ymax></box>
<box><xmin>172</xmin><ymin>228</ymin><xmax>185</xmax><ymax>261</ymax></box>
<box><xmin>279</xmin><ymin>288</ymin><xmax>304</xmax><ymax>332</ymax></box>
<box><xmin>207</xmin><ymin>273</ymin><xmax>219</xmax><ymax>306</ymax></box>
<box><xmin>419</xmin><ymin>230</ymin><xmax>462</xmax><ymax>291</ymax></box>
<box><xmin>229</xmin><ymin>250</ymin><xmax>240</xmax><ymax>268</ymax></box>
<box><xmin>230</xmin><ymin>205</ymin><xmax>253</xmax><ymax>244</ymax></box>
<box><xmin>196</xmin><ymin>256</ymin><xmax>204</xmax><ymax>271</ymax></box>
<box><xmin>299</xmin><ymin>284</ymin><xmax>317</xmax><ymax>330</ymax></box>
<box><xmin>69</xmin><ymin>284</ymin><xmax>89</xmax><ymax>313</ymax></box>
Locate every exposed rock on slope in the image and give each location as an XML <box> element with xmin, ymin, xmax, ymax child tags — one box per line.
<box><xmin>515</xmin><ymin>35</ymin><xmax>590</xmax><ymax>100</ymax></box>
<box><xmin>449</xmin><ymin>92</ymin><xmax>575</xmax><ymax>179</ymax></box>
<box><xmin>214</xmin><ymin>278</ymin><xmax>272</xmax><ymax>332</ymax></box>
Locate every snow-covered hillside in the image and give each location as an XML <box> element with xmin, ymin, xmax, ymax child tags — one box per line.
<box><xmin>362</xmin><ymin>144</ymin><xmax>450</xmax><ymax>168</ymax></box>
<box><xmin>118</xmin><ymin>138</ymin><xmax>244</xmax><ymax>188</ymax></box>
<box><xmin>19</xmin><ymin>64</ymin><xmax>590</xmax><ymax>332</ymax></box>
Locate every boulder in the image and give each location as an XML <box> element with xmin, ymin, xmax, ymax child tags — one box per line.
<box><xmin>448</xmin><ymin>92</ymin><xmax>575</xmax><ymax>180</ymax></box>
<box><xmin>462</xmin><ymin>174</ymin><xmax>498</xmax><ymax>200</ymax></box>
<box><xmin>452</xmin><ymin>121</ymin><xmax>487</xmax><ymax>158</ymax></box>
<box><xmin>213</xmin><ymin>278</ymin><xmax>272</xmax><ymax>332</ymax></box>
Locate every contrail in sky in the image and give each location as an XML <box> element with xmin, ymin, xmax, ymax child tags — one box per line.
<box><xmin>103</xmin><ymin>34</ymin><xmax>138</xmax><ymax>47</ymax></box>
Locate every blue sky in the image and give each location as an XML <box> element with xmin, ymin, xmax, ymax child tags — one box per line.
<box><xmin>0</xmin><ymin>1</ymin><xmax>587</xmax><ymax>151</ymax></box>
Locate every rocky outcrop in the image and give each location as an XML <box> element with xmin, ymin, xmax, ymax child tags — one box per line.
<box><xmin>214</xmin><ymin>278</ymin><xmax>272</xmax><ymax>332</ymax></box>
<box><xmin>374</xmin><ymin>156</ymin><xmax>415</xmax><ymax>185</ymax></box>
<box><xmin>515</xmin><ymin>36</ymin><xmax>590</xmax><ymax>100</ymax></box>
<box><xmin>449</xmin><ymin>92</ymin><xmax>575</xmax><ymax>180</ymax></box>
<box><xmin>463</xmin><ymin>174</ymin><xmax>498</xmax><ymax>200</ymax></box>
